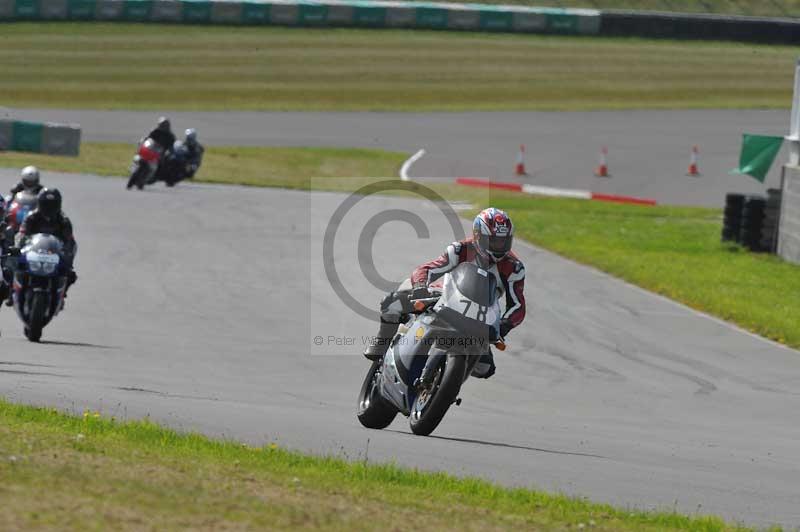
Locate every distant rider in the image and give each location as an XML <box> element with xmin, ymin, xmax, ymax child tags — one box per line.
<box><xmin>11</xmin><ymin>188</ymin><xmax>78</xmax><ymax>304</ymax></box>
<box><xmin>145</xmin><ymin>116</ymin><xmax>176</xmax><ymax>154</ymax></box>
<box><xmin>363</xmin><ymin>208</ymin><xmax>526</xmax><ymax>379</ymax></box>
<box><xmin>9</xmin><ymin>166</ymin><xmax>44</xmax><ymax>196</ymax></box>
<box><xmin>182</xmin><ymin>128</ymin><xmax>204</xmax><ymax>179</ymax></box>
<box><xmin>163</xmin><ymin>128</ymin><xmax>205</xmax><ymax>186</ymax></box>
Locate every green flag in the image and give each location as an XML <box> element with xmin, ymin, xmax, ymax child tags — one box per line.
<box><xmin>731</xmin><ymin>134</ymin><xmax>784</xmax><ymax>183</ymax></box>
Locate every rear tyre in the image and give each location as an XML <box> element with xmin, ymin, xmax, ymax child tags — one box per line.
<box><xmin>26</xmin><ymin>292</ymin><xmax>46</xmax><ymax>343</ymax></box>
<box><xmin>409</xmin><ymin>354</ymin><xmax>465</xmax><ymax>436</ymax></box>
<box><xmin>357</xmin><ymin>361</ymin><xmax>398</xmax><ymax>429</ymax></box>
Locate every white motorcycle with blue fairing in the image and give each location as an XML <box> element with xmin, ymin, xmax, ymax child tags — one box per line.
<box><xmin>357</xmin><ymin>261</ymin><xmax>506</xmax><ymax>436</ymax></box>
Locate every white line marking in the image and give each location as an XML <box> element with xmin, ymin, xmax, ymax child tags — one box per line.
<box><xmin>400</xmin><ymin>148</ymin><xmax>426</xmax><ymax>181</ymax></box>
<box><xmin>521</xmin><ymin>184</ymin><xmax>592</xmax><ymax>200</ymax></box>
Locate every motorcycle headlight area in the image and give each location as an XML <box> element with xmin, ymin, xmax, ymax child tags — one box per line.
<box><xmin>25</xmin><ymin>251</ymin><xmax>60</xmax><ymax>274</ymax></box>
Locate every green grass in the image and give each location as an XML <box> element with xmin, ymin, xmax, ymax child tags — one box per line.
<box><xmin>486</xmin><ymin>194</ymin><xmax>800</xmax><ymax>347</ymax></box>
<box><xmin>0</xmin><ymin>399</ymin><xmax>754</xmax><ymax>531</ymax></box>
<box><xmin>475</xmin><ymin>0</ymin><xmax>800</xmax><ymax>18</ymax></box>
<box><xmin>0</xmin><ymin>23</ymin><xmax>795</xmax><ymax>111</ymax></box>
<box><xmin>0</xmin><ymin>142</ymin><xmax>407</xmax><ymax>189</ymax></box>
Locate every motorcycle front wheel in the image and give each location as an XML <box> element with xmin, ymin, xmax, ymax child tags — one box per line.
<box><xmin>126</xmin><ymin>164</ymin><xmax>146</xmax><ymax>190</ymax></box>
<box><xmin>409</xmin><ymin>354</ymin><xmax>465</xmax><ymax>436</ymax></box>
<box><xmin>25</xmin><ymin>291</ymin><xmax>47</xmax><ymax>343</ymax></box>
<box><xmin>357</xmin><ymin>360</ymin><xmax>398</xmax><ymax>429</ymax></box>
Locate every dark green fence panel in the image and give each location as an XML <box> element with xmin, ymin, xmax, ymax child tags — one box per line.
<box><xmin>241</xmin><ymin>1</ymin><xmax>269</xmax><ymax>24</ymax></box>
<box><xmin>68</xmin><ymin>0</ymin><xmax>97</xmax><ymax>19</ymax></box>
<box><xmin>415</xmin><ymin>6</ymin><xmax>447</xmax><ymax>29</ymax></box>
<box><xmin>353</xmin><ymin>5</ymin><xmax>384</xmax><ymax>26</ymax></box>
<box><xmin>11</xmin><ymin>121</ymin><xmax>43</xmax><ymax>153</ymax></box>
<box><xmin>546</xmin><ymin>13</ymin><xmax>579</xmax><ymax>33</ymax></box>
<box><xmin>480</xmin><ymin>10</ymin><xmax>513</xmax><ymax>31</ymax></box>
<box><xmin>298</xmin><ymin>3</ymin><xmax>327</xmax><ymax>25</ymax></box>
<box><xmin>14</xmin><ymin>0</ymin><xmax>40</xmax><ymax>19</ymax></box>
<box><xmin>182</xmin><ymin>0</ymin><xmax>211</xmax><ymax>22</ymax></box>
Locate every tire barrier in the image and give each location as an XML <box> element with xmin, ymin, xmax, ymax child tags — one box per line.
<box><xmin>761</xmin><ymin>188</ymin><xmax>782</xmax><ymax>253</ymax></box>
<box><xmin>721</xmin><ymin>193</ymin><xmax>745</xmax><ymax>244</ymax></box>
<box><xmin>0</xmin><ymin>119</ymin><xmax>81</xmax><ymax>156</ymax></box>
<box><xmin>0</xmin><ymin>0</ymin><xmax>602</xmax><ymax>36</ymax></box>
<box><xmin>739</xmin><ymin>196</ymin><xmax>766</xmax><ymax>252</ymax></box>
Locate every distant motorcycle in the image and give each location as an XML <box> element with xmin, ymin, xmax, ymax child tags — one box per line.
<box><xmin>357</xmin><ymin>262</ymin><xmax>506</xmax><ymax>436</ymax></box>
<box><xmin>126</xmin><ymin>137</ymin><xmax>164</xmax><ymax>190</ymax></box>
<box><xmin>153</xmin><ymin>140</ymin><xmax>200</xmax><ymax>187</ymax></box>
<box><xmin>7</xmin><ymin>234</ymin><xmax>69</xmax><ymax>342</ymax></box>
<box><xmin>3</xmin><ymin>190</ymin><xmax>38</xmax><ymax>243</ymax></box>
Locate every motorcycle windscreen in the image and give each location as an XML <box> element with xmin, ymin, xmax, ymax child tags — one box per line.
<box><xmin>434</xmin><ymin>263</ymin><xmax>501</xmax><ymax>339</ymax></box>
<box><xmin>25</xmin><ymin>234</ymin><xmax>64</xmax><ymax>254</ymax></box>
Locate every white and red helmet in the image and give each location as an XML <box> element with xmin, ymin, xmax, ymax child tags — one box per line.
<box><xmin>473</xmin><ymin>207</ymin><xmax>513</xmax><ymax>262</ymax></box>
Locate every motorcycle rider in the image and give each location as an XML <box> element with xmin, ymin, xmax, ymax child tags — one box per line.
<box><xmin>9</xmin><ymin>188</ymin><xmax>77</xmax><ymax>305</ymax></box>
<box><xmin>145</xmin><ymin>116</ymin><xmax>176</xmax><ymax>154</ymax></box>
<box><xmin>363</xmin><ymin>208</ymin><xmax>526</xmax><ymax>379</ymax></box>
<box><xmin>0</xmin><ymin>195</ymin><xmax>8</xmax><ymax>307</ymax></box>
<box><xmin>162</xmin><ymin>128</ymin><xmax>204</xmax><ymax>186</ymax></box>
<box><xmin>9</xmin><ymin>166</ymin><xmax>44</xmax><ymax>196</ymax></box>
<box><xmin>182</xmin><ymin>128</ymin><xmax>204</xmax><ymax>179</ymax></box>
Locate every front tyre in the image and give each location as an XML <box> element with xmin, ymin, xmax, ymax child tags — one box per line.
<box><xmin>25</xmin><ymin>291</ymin><xmax>47</xmax><ymax>343</ymax></box>
<box><xmin>357</xmin><ymin>360</ymin><xmax>398</xmax><ymax>429</ymax></box>
<box><xmin>127</xmin><ymin>164</ymin><xmax>146</xmax><ymax>190</ymax></box>
<box><xmin>409</xmin><ymin>354</ymin><xmax>465</xmax><ymax>436</ymax></box>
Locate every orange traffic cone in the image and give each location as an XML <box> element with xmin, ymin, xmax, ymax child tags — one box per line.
<box><xmin>594</xmin><ymin>146</ymin><xmax>609</xmax><ymax>177</ymax></box>
<box><xmin>515</xmin><ymin>144</ymin><xmax>527</xmax><ymax>176</ymax></box>
<box><xmin>687</xmin><ymin>145</ymin><xmax>701</xmax><ymax>176</ymax></box>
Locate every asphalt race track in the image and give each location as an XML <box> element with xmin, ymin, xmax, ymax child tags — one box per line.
<box><xmin>3</xmin><ymin>108</ymin><xmax>790</xmax><ymax>207</ymax></box>
<box><xmin>1</xmin><ymin>168</ymin><xmax>799</xmax><ymax>528</ymax></box>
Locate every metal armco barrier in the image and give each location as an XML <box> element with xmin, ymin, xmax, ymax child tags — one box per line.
<box><xmin>0</xmin><ymin>0</ymin><xmax>602</xmax><ymax>35</ymax></box>
<box><xmin>0</xmin><ymin>120</ymin><xmax>81</xmax><ymax>157</ymax></box>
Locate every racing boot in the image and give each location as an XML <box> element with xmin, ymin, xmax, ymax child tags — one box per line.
<box><xmin>0</xmin><ymin>281</ymin><xmax>7</xmax><ymax>311</ymax></box>
<box><xmin>363</xmin><ymin>319</ymin><xmax>399</xmax><ymax>361</ymax></box>
<box><xmin>471</xmin><ymin>349</ymin><xmax>496</xmax><ymax>379</ymax></box>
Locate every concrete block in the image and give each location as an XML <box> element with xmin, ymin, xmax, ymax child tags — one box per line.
<box><xmin>151</xmin><ymin>0</ymin><xmax>182</xmax><ymax>21</ymax></box>
<box><xmin>96</xmin><ymin>0</ymin><xmax>125</xmax><ymax>19</ymax></box>
<box><xmin>446</xmin><ymin>8</ymin><xmax>479</xmax><ymax>30</ymax></box>
<box><xmin>41</xmin><ymin>123</ymin><xmax>81</xmax><ymax>156</ymax></box>
<box><xmin>210</xmin><ymin>0</ymin><xmax>242</xmax><ymax>23</ymax></box>
<box><xmin>40</xmin><ymin>0</ymin><xmax>68</xmax><ymax>19</ymax></box>
<box><xmin>0</xmin><ymin>120</ymin><xmax>12</xmax><ymax>150</ymax></box>
<box><xmin>778</xmin><ymin>165</ymin><xmax>800</xmax><ymax>264</ymax></box>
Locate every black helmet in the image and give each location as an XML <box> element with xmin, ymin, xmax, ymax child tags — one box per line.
<box><xmin>37</xmin><ymin>188</ymin><xmax>62</xmax><ymax>219</ymax></box>
<box><xmin>157</xmin><ymin>116</ymin><xmax>171</xmax><ymax>132</ymax></box>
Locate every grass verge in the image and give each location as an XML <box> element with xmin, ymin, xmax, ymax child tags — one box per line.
<box><xmin>0</xmin><ymin>23</ymin><xmax>796</xmax><ymax>111</ymax></box>
<box><xmin>0</xmin><ymin>399</ymin><xmax>751</xmax><ymax>531</ymax></box>
<box><xmin>483</xmin><ymin>194</ymin><xmax>800</xmax><ymax>348</ymax></box>
<box><xmin>0</xmin><ymin>142</ymin><xmax>407</xmax><ymax>190</ymax></box>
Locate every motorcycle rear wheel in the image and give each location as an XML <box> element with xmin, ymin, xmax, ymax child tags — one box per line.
<box><xmin>357</xmin><ymin>360</ymin><xmax>398</xmax><ymax>429</ymax></box>
<box><xmin>409</xmin><ymin>354</ymin><xmax>465</xmax><ymax>436</ymax></box>
<box><xmin>25</xmin><ymin>291</ymin><xmax>46</xmax><ymax>343</ymax></box>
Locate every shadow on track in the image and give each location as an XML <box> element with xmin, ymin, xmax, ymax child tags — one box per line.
<box><xmin>40</xmin><ymin>340</ymin><xmax>119</xmax><ymax>349</ymax></box>
<box><xmin>385</xmin><ymin>429</ymin><xmax>606</xmax><ymax>459</ymax></box>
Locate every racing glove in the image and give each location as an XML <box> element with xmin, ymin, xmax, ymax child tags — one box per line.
<box><xmin>411</xmin><ymin>283</ymin><xmax>432</xmax><ymax>301</ymax></box>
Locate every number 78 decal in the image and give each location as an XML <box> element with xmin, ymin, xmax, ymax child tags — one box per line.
<box><xmin>460</xmin><ymin>298</ymin><xmax>488</xmax><ymax>323</ymax></box>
